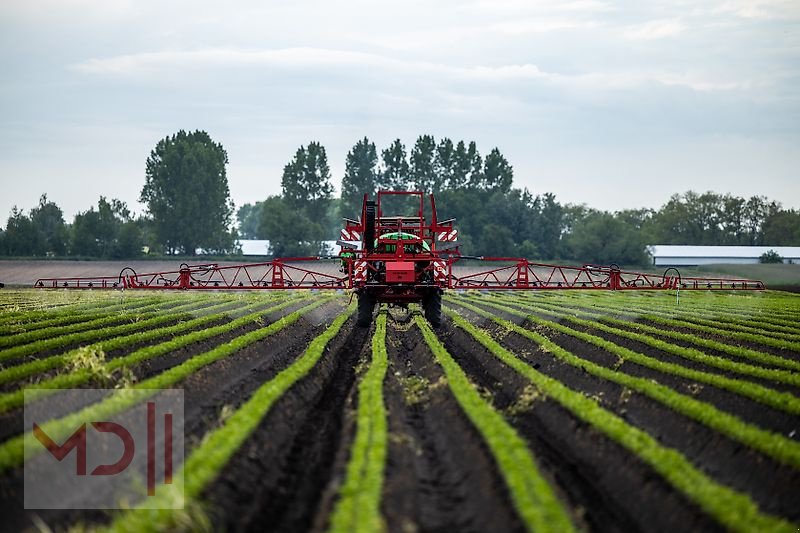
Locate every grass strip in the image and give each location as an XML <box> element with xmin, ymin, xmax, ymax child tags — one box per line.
<box><xmin>102</xmin><ymin>302</ymin><xmax>355</xmax><ymax>533</ymax></box>
<box><xmin>328</xmin><ymin>312</ymin><xmax>389</xmax><ymax>533</ymax></box>
<box><xmin>447</xmin><ymin>298</ymin><xmax>800</xmax><ymax>469</ymax></box>
<box><xmin>415</xmin><ymin>313</ymin><xmax>575</xmax><ymax>533</ymax></box>
<box><xmin>445</xmin><ymin>308</ymin><xmax>796</xmax><ymax>533</ymax></box>
<box><xmin>489</xmin><ymin>295</ymin><xmax>800</xmax><ymax>388</ymax></box>
<box><xmin>0</xmin><ymin>295</ymin><xmax>306</xmax><ymax>413</ymax></box>
<box><xmin>0</xmin><ymin>296</ymin><xmax>341</xmax><ymax>474</ymax></box>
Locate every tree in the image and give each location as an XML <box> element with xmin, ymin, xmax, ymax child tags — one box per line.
<box><xmin>71</xmin><ymin>197</ymin><xmax>142</xmax><ymax>258</ymax></box>
<box><xmin>459</xmin><ymin>141</ymin><xmax>483</xmax><ymax>189</ymax></box>
<box><xmin>1</xmin><ymin>207</ymin><xmax>44</xmax><ymax>256</ymax></box>
<box><xmin>759</xmin><ymin>250</ymin><xmax>783</xmax><ymax>264</ymax></box>
<box><xmin>340</xmin><ymin>137</ymin><xmax>378</xmax><ymax>219</ymax></box>
<box><xmin>29</xmin><ymin>194</ymin><xmax>68</xmax><ymax>255</ymax></box>
<box><xmin>434</xmin><ymin>138</ymin><xmax>457</xmax><ymax>191</ymax></box>
<box><xmin>532</xmin><ymin>193</ymin><xmax>565</xmax><ymax>259</ymax></box>
<box><xmin>720</xmin><ymin>194</ymin><xmax>746</xmax><ymax>244</ymax></box>
<box><xmin>141</xmin><ymin>130</ymin><xmax>235</xmax><ymax>255</ymax></box>
<box><xmin>281</xmin><ymin>141</ymin><xmax>334</xmax><ymax>217</ymax></box>
<box><xmin>259</xmin><ymin>196</ymin><xmax>326</xmax><ymax>257</ymax></box>
<box><xmin>409</xmin><ymin>135</ymin><xmax>438</xmax><ymax>193</ymax></box>
<box><xmin>743</xmin><ymin>195</ymin><xmax>779</xmax><ymax>245</ymax></box>
<box><xmin>378</xmin><ymin>139</ymin><xmax>410</xmax><ymax>191</ymax></box>
<box><xmin>236</xmin><ymin>202</ymin><xmax>265</xmax><ymax>239</ymax></box>
<box><xmin>762</xmin><ymin>209</ymin><xmax>800</xmax><ymax>245</ymax></box>
<box><xmin>481</xmin><ymin>148</ymin><xmax>513</xmax><ymax>193</ymax></box>
<box><xmin>566</xmin><ymin>211</ymin><xmax>649</xmax><ymax>265</ymax></box>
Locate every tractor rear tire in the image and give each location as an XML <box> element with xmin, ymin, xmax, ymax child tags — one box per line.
<box><xmin>357</xmin><ymin>293</ymin><xmax>375</xmax><ymax>327</ymax></box>
<box><xmin>423</xmin><ymin>291</ymin><xmax>442</xmax><ymax>328</ymax></box>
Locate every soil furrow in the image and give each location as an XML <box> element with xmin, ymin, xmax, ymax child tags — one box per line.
<box><xmin>445</xmin><ymin>303</ymin><xmax>800</xmax><ymax>523</ymax></box>
<box><xmin>380</xmin><ymin>313</ymin><xmax>525</xmax><ymax>533</ymax></box>
<box><xmin>200</xmin><ymin>316</ymin><xmax>368</xmax><ymax>532</ymax></box>
<box><xmin>0</xmin><ymin>299</ymin><xmax>347</xmax><ymax>532</ymax></box>
<box><xmin>437</xmin><ymin>313</ymin><xmax>722</xmax><ymax>533</ymax></box>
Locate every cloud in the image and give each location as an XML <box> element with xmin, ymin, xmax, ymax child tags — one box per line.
<box><xmin>623</xmin><ymin>19</ymin><xmax>685</xmax><ymax>40</ymax></box>
<box><xmin>70</xmin><ymin>46</ymin><xmax>749</xmax><ymax>95</ymax></box>
<box><xmin>489</xmin><ymin>18</ymin><xmax>601</xmax><ymax>34</ymax></box>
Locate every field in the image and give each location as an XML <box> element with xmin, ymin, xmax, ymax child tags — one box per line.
<box><xmin>0</xmin><ymin>287</ymin><xmax>798</xmax><ymax>532</ymax></box>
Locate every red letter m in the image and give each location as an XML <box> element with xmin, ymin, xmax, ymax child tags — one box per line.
<box><xmin>33</xmin><ymin>423</ymin><xmax>87</xmax><ymax>475</ymax></box>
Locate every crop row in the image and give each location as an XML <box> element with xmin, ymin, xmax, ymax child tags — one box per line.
<box><xmin>446</xmin><ymin>296</ymin><xmax>800</xmax><ymax>468</ymax></box>
<box><xmin>100</xmin><ymin>302</ymin><xmax>356</xmax><ymax>532</ymax></box>
<box><xmin>501</xmin><ymin>294</ymin><xmax>800</xmax><ymax>372</ymax></box>
<box><xmin>0</xmin><ymin>296</ymin><xmax>247</xmax><ymax>363</ymax></box>
<box><xmin>0</xmin><ymin>296</ymin><xmax>230</xmax><ymax>348</ymax></box>
<box><xmin>0</xmin><ymin>294</ymin><xmax>179</xmax><ymax>335</ymax></box>
<box><xmin>555</xmin><ymin>290</ymin><xmax>800</xmax><ymax>317</ymax></box>
<box><xmin>488</xmin><ymin>294</ymin><xmax>800</xmax><ymax>388</ymax></box>
<box><xmin>444</xmin><ymin>307</ymin><xmax>795</xmax><ymax>532</ymax></box>
<box><xmin>566</xmin><ymin>298</ymin><xmax>800</xmax><ymax>344</ymax></box>
<box><xmin>415</xmin><ymin>313</ymin><xmax>575</xmax><ymax>533</ymax></box>
<box><xmin>0</xmin><ymin>296</ymin><xmax>341</xmax><ymax>474</ymax></box>
<box><xmin>555</xmin><ymin>292</ymin><xmax>800</xmax><ymax>328</ymax></box>
<box><xmin>328</xmin><ymin>312</ymin><xmax>389</xmax><ymax>533</ymax></box>
<box><xmin>0</xmin><ymin>297</ymin><xmax>248</xmax><ymax>381</ymax></box>
<box><xmin>0</xmin><ymin>294</ymin><xmax>310</xmax><ymax>413</ymax></box>
<box><xmin>0</xmin><ymin>292</ymin><xmax>164</xmax><ymax>326</ymax></box>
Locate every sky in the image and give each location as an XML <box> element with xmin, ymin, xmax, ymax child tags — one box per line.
<box><xmin>1</xmin><ymin>0</ymin><xmax>798</xmax><ymax>224</ymax></box>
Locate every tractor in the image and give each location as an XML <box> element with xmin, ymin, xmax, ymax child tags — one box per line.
<box><xmin>336</xmin><ymin>191</ymin><xmax>458</xmax><ymax>327</ymax></box>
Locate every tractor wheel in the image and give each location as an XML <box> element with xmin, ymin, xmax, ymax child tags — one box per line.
<box><xmin>357</xmin><ymin>293</ymin><xmax>375</xmax><ymax>327</ymax></box>
<box><xmin>423</xmin><ymin>291</ymin><xmax>442</xmax><ymax>328</ymax></box>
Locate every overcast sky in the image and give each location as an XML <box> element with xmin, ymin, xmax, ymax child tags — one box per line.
<box><xmin>1</xmin><ymin>0</ymin><xmax>798</xmax><ymax>223</ymax></box>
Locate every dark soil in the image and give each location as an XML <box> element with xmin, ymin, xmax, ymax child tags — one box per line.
<box><xmin>200</xmin><ymin>315</ymin><xmax>368</xmax><ymax>532</ymax></box>
<box><xmin>0</xmin><ymin>299</ymin><xmax>347</xmax><ymax>532</ymax></box>
<box><xmin>436</xmin><ymin>312</ymin><xmax>724</xmax><ymax>533</ymax></box>
<box><xmin>446</xmin><ymin>301</ymin><xmax>800</xmax><ymax>523</ymax></box>
<box><xmin>380</xmin><ymin>314</ymin><xmax>526</xmax><ymax>533</ymax></box>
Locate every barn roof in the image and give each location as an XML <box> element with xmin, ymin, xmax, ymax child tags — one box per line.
<box><xmin>649</xmin><ymin>245</ymin><xmax>800</xmax><ymax>258</ymax></box>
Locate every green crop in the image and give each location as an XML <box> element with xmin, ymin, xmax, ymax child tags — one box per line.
<box><xmin>328</xmin><ymin>312</ymin><xmax>389</xmax><ymax>533</ymax></box>
<box><xmin>102</xmin><ymin>302</ymin><xmax>355</xmax><ymax>533</ymax></box>
<box><xmin>447</xmin><ymin>297</ymin><xmax>800</xmax><ymax>468</ymax></box>
<box><xmin>416</xmin><ymin>313</ymin><xmax>575</xmax><ymax>533</ymax></box>
<box><xmin>445</xmin><ymin>309</ymin><xmax>795</xmax><ymax>533</ymax></box>
<box><xmin>0</xmin><ymin>295</ymin><xmax>309</xmax><ymax>413</ymax></box>
<box><xmin>0</xmin><ymin>298</ymin><xmax>230</xmax><ymax>363</ymax></box>
<box><xmin>487</xmin><ymin>294</ymin><xmax>800</xmax><ymax>388</ymax></box>
<box><xmin>0</xmin><ymin>296</ymin><xmax>341</xmax><ymax>474</ymax></box>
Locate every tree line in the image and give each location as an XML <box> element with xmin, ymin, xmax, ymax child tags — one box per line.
<box><xmin>238</xmin><ymin>135</ymin><xmax>800</xmax><ymax>263</ymax></box>
<box><xmin>1</xmin><ymin>130</ymin><xmax>798</xmax><ymax>264</ymax></box>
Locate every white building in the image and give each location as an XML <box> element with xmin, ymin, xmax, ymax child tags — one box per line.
<box><xmin>236</xmin><ymin>240</ymin><xmax>340</xmax><ymax>256</ymax></box>
<box><xmin>649</xmin><ymin>245</ymin><xmax>800</xmax><ymax>266</ymax></box>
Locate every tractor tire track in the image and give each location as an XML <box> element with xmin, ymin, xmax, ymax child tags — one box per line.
<box><xmin>200</xmin><ymin>317</ymin><xmax>369</xmax><ymax>532</ymax></box>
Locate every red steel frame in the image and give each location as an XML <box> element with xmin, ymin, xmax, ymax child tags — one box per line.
<box><xmin>33</xmin><ymin>191</ymin><xmax>766</xmax><ymax>292</ymax></box>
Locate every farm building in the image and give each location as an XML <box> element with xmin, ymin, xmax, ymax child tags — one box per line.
<box><xmin>237</xmin><ymin>239</ymin><xmax>339</xmax><ymax>256</ymax></box>
<box><xmin>649</xmin><ymin>245</ymin><xmax>800</xmax><ymax>266</ymax></box>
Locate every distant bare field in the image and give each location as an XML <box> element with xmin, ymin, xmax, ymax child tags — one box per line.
<box><xmin>0</xmin><ymin>259</ymin><xmax>490</xmax><ymax>287</ymax></box>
